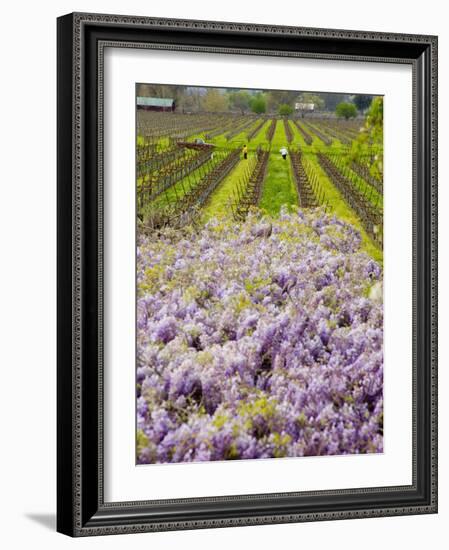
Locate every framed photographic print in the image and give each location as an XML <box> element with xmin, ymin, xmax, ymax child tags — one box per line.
<box><xmin>57</xmin><ymin>12</ymin><xmax>438</xmax><ymax>536</ymax></box>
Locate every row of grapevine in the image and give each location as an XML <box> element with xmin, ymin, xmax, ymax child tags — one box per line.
<box><xmin>350</xmin><ymin>160</ymin><xmax>383</xmax><ymax>195</ymax></box>
<box><xmin>292</xmin><ymin>120</ymin><xmax>313</xmax><ymax>145</ymax></box>
<box><xmin>315</xmin><ymin>120</ymin><xmax>352</xmax><ymax>145</ymax></box>
<box><xmin>317</xmin><ymin>152</ymin><xmax>383</xmax><ymax>246</ymax></box>
<box><xmin>228</xmin><ymin>149</ymin><xmax>270</xmax><ymax>221</ymax></box>
<box><xmin>265</xmin><ymin>119</ymin><xmax>276</xmax><ymax>141</ymax></box>
<box><xmin>290</xmin><ymin>151</ymin><xmax>328</xmax><ymax>209</ymax></box>
<box><xmin>302</xmin><ymin>121</ymin><xmax>333</xmax><ymax>146</ymax></box>
<box><xmin>140</xmin><ymin>149</ymin><xmax>240</xmax><ymax>230</ymax></box>
<box><xmin>138</xmin><ymin>111</ymin><xmax>234</xmax><ymax>140</ymax></box>
<box><xmin>246</xmin><ymin>119</ymin><xmax>267</xmax><ymax>141</ymax></box>
<box><xmin>137</xmin><ymin>143</ymin><xmax>194</xmax><ymax>177</ymax></box>
<box><xmin>283</xmin><ymin>119</ymin><xmax>293</xmax><ymax>143</ymax></box>
<box><xmin>137</xmin><ymin>147</ymin><xmax>213</xmax><ymax>206</ymax></box>
<box><xmin>225</xmin><ymin>116</ymin><xmax>258</xmax><ymax>140</ymax></box>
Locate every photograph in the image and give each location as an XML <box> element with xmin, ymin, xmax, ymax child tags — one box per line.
<box><xmin>135</xmin><ymin>84</ymin><xmax>384</xmax><ymax>465</ymax></box>
<box><xmin>54</xmin><ymin>10</ymin><xmax>437</xmax><ymax>537</ymax></box>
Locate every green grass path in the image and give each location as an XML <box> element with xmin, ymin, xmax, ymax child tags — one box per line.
<box><xmin>259</xmin><ymin>120</ymin><xmax>298</xmax><ymax>216</ymax></box>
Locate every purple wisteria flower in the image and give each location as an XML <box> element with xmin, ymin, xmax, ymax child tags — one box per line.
<box><xmin>136</xmin><ymin>208</ymin><xmax>383</xmax><ymax>464</ymax></box>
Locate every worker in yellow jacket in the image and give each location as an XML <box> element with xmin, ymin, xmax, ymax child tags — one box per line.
<box><xmin>242</xmin><ymin>144</ymin><xmax>248</xmax><ymax>160</ymax></box>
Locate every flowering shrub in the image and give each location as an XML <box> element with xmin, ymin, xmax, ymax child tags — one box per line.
<box><xmin>136</xmin><ymin>208</ymin><xmax>383</xmax><ymax>464</ymax></box>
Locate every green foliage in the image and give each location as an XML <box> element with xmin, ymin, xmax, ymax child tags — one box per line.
<box><xmin>365</xmin><ymin>96</ymin><xmax>383</xmax><ymax>142</ymax></box>
<box><xmin>278</xmin><ymin>103</ymin><xmax>294</xmax><ymax>116</ymax></box>
<box><xmin>350</xmin><ymin>97</ymin><xmax>384</xmax><ymax>180</ymax></box>
<box><xmin>237</xmin><ymin>396</ymin><xmax>276</xmax><ymax>418</ymax></box>
<box><xmin>335</xmin><ymin>102</ymin><xmax>358</xmax><ymax>119</ymax></box>
<box><xmin>136</xmin><ymin>430</ymin><xmax>149</xmax><ymax>456</ymax></box>
<box><xmin>213</xmin><ymin>413</ymin><xmax>229</xmax><ymax>429</ymax></box>
<box><xmin>265</xmin><ymin>90</ymin><xmax>298</xmax><ymax>112</ymax></box>
<box><xmin>272</xmin><ymin>432</ymin><xmax>292</xmax><ymax>458</ymax></box>
<box><xmin>296</xmin><ymin>412</ymin><xmax>308</xmax><ymax>428</ymax></box>
<box><xmin>228</xmin><ymin>90</ymin><xmax>251</xmax><ymax>114</ymax></box>
<box><xmin>250</xmin><ymin>93</ymin><xmax>267</xmax><ymax>114</ymax></box>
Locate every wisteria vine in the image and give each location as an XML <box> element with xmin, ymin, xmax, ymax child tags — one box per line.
<box><xmin>136</xmin><ymin>208</ymin><xmax>383</xmax><ymax>464</ymax></box>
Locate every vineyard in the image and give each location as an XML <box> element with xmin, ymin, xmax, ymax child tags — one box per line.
<box><xmin>136</xmin><ymin>103</ymin><xmax>384</xmax><ymax>464</ymax></box>
<box><xmin>137</xmin><ymin>109</ymin><xmax>383</xmax><ymax>258</ymax></box>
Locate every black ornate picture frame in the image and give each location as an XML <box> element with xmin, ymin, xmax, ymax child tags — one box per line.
<box><xmin>57</xmin><ymin>12</ymin><xmax>438</xmax><ymax>537</ymax></box>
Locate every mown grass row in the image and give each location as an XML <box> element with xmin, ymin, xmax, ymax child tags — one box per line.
<box><xmin>259</xmin><ymin>120</ymin><xmax>298</xmax><ymax>215</ymax></box>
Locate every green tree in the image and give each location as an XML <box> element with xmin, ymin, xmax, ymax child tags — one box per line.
<box><xmin>350</xmin><ymin>97</ymin><xmax>383</xmax><ymax>180</ymax></box>
<box><xmin>297</xmin><ymin>93</ymin><xmax>325</xmax><ymax>111</ymax></box>
<box><xmin>353</xmin><ymin>94</ymin><xmax>373</xmax><ymax>113</ymax></box>
<box><xmin>278</xmin><ymin>103</ymin><xmax>293</xmax><ymax>116</ymax></box>
<box><xmin>201</xmin><ymin>89</ymin><xmax>229</xmax><ymax>112</ymax></box>
<box><xmin>335</xmin><ymin>102</ymin><xmax>358</xmax><ymax>119</ymax></box>
<box><xmin>250</xmin><ymin>94</ymin><xmax>267</xmax><ymax>114</ymax></box>
<box><xmin>177</xmin><ymin>89</ymin><xmax>202</xmax><ymax>112</ymax></box>
<box><xmin>228</xmin><ymin>90</ymin><xmax>251</xmax><ymax>114</ymax></box>
<box><xmin>266</xmin><ymin>90</ymin><xmax>298</xmax><ymax>112</ymax></box>
<box><xmin>321</xmin><ymin>92</ymin><xmax>349</xmax><ymax>111</ymax></box>
<box><xmin>266</xmin><ymin>91</ymin><xmax>279</xmax><ymax>112</ymax></box>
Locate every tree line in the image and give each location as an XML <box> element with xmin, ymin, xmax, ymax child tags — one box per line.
<box><xmin>137</xmin><ymin>84</ymin><xmax>375</xmax><ymax>118</ymax></box>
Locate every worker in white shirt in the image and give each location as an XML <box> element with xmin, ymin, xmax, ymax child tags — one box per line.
<box><xmin>280</xmin><ymin>146</ymin><xmax>288</xmax><ymax>160</ymax></box>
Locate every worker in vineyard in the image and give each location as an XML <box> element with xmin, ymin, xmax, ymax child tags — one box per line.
<box><xmin>280</xmin><ymin>146</ymin><xmax>288</xmax><ymax>160</ymax></box>
<box><xmin>242</xmin><ymin>144</ymin><xmax>248</xmax><ymax>160</ymax></box>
